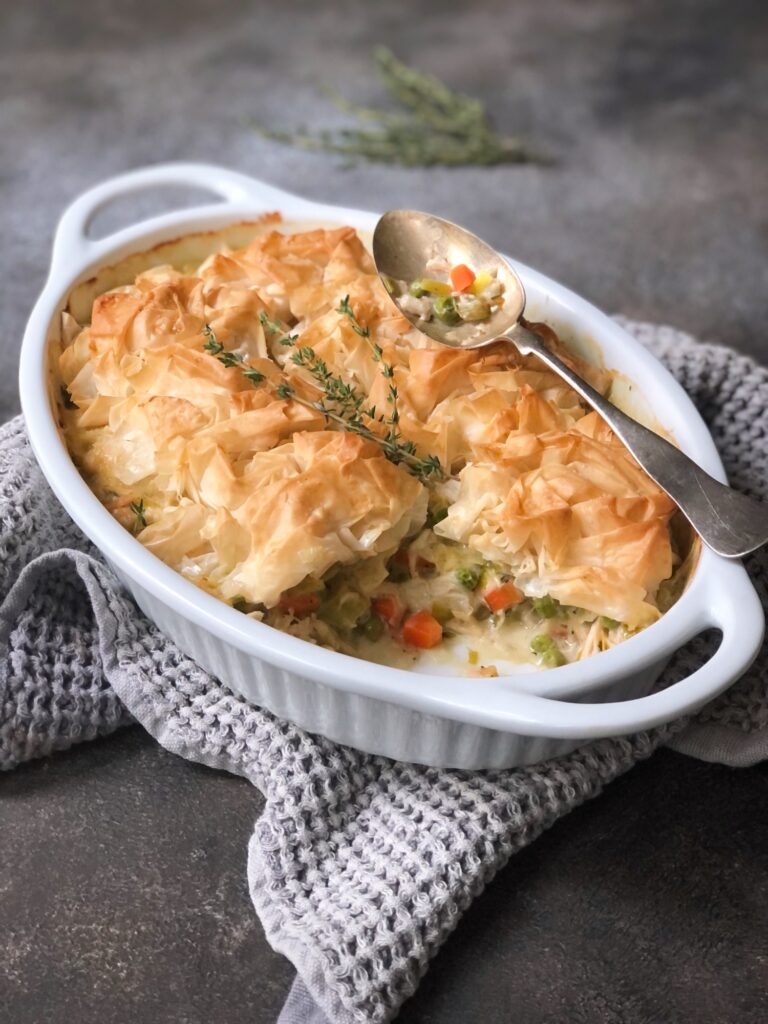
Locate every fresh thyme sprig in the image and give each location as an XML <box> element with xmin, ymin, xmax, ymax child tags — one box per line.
<box><xmin>204</xmin><ymin>323</ymin><xmax>265</xmax><ymax>383</ymax></box>
<box><xmin>200</xmin><ymin>319</ymin><xmax>444</xmax><ymax>483</ymax></box>
<box><xmin>290</xmin><ymin>345</ymin><xmax>367</xmax><ymax>422</ymax></box>
<box><xmin>336</xmin><ymin>295</ymin><xmax>401</xmax><ymax>442</ymax></box>
<box><xmin>129</xmin><ymin>498</ymin><xmax>147</xmax><ymax>533</ymax></box>
<box><xmin>272</xmin><ymin>376</ymin><xmax>441</xmax><ymax>480</ymax></box>
<box><xmin>336</xmin><ymin>295</ymin><xmax>372</xmax><ymax>340</ymax></box>
<box><xmin>259</xmin><ymin>311</ymin><xmax>298</xmax><ymax>347</ymax></box>
<box><xmin>255</xmin><ymin>47</ymin><xmax>548</xmax><ymax>168</ymax></box>
<box><xmin>261</xmin><ymin>303</ymin><xmax>374</xmax><ymax>425</ymax></box>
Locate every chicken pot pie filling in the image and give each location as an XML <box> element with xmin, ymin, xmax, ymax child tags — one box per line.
<box><xmin>57</xmin><ymin>220</ymin><xmax>692</xmax><ymax>676</ymax></box>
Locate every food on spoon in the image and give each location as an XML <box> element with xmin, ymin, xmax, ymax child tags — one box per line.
<box><xmin>393</xmin><ymin>257</ymin><xmax>504</xmax><ymax>328</ymax></box>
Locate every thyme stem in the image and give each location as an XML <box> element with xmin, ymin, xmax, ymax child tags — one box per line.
<box><xmin>202</xmin><ymin>320</ymin><xmax>444</xmax><ymax>484</ymax></box>
<box><xmin>336</xmin><ymin>295</ymin><xmax>402</xmax><ymax>442</ymax></box>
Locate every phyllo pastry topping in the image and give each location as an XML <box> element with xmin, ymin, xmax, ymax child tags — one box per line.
<box><xmin>58</xmin><ymin>219</ymin><xmax>690</xmax><ymax>674</ymax></box>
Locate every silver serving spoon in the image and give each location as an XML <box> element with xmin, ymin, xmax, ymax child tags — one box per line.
<box><xmin>373</xmin><ymin>209</ymin><xmax>768</xmax><ymax>559</ymax></box>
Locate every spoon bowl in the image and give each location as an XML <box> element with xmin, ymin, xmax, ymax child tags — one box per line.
<box><xmin>373</xmin><ymin>209</ymin><xmax>526</xmax><ymax>349</ymax></box>
<box><xmin>373</xmin><ymin>209</ymin><xmax>768</xmax><ymax>559</ymax></box>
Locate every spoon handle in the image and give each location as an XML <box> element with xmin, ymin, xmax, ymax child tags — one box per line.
<box><xmin>507</xmin><ymin>324</ymin><xmax>768</xmax><ymax>559</ymax></box>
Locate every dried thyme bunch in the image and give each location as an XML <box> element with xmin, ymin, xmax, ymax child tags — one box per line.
<box><xmin>257</xmin><ymin>47</ymin><xmax>546</xmax><ymax>168</ymax></box>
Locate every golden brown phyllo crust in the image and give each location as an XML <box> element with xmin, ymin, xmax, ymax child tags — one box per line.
<box><xmin>58</xmin><ymin>221</ymin><xmax>677</xmax><ymax>631</ymax></box>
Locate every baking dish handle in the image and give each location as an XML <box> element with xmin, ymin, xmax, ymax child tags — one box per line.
<box><xmin>494</xmin><ymin>559</ymin><xmax>764</xmax><ymax>739</ymax></box>
<box><xmin>50</xmin><ymin>162</ymin><xmax>296</xmax><ymax>269</ymax></box>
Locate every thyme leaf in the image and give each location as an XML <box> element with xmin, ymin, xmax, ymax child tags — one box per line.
<box><xmin>337</xmin><ymin>295</ymin><xmax>371</xmax><ymax>338</ymax></box>
<box><xmin>259</xmin><ymin>311</ymin><xmax>298</xmax><ymax>347</ymax></box>
<box><xmin>202</xmin><ymin>323</ymin><xmax>223</xmax><ymax>354</ymax></box>
<box><xmin>129</xmin><ymin>498</ymin><xmax>147</xmax><ymax>533</ymax></box>
<box><xmin>336</xmin><ymin>295</ymin><xmax>403</xmax><ymax>442</ymax></box>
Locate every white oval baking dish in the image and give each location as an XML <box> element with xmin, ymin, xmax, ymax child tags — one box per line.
<box><xmin>19</xmin><ymin>162</ymin><xmax>764</xmax><ymax>769</ymax></box>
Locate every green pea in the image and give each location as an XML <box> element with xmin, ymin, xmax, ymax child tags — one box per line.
<box><xmin>530</xmin><ymin>634</ymin><xmax>551</xmax><ymax>655</ymax></box>
<box><xmin>533</xmin><ymin>595</ymin><xmax>560</xmax><ymax>619</ymax></box>
<box><xmin>543</xmin><ymin>648</ymin><xmax>566</xmax><ymax>668</ymax></box>
<box><xmin>456</xmin><ymin>566</ymin><xmax>482</xmax><ymax>591</ymax></box>
<box><xmin>433</xmin><ymin>295</ymin><xmax>461</xmax><ymax>325</ymax></box>
<box><xmin>530</xmin><ymin>634</ymin><xmax>566</xmax><ymax>668</ymax></box>
<box><xmin>431</xmin><ymin>601</ymin><xmax>453</xmax><ymax>625</ymax></box>
<box><xmin>472</xmin><ymin>602</ymin><xmax>491</xmax><ymax>621</ymax></box>
<box><xmin>409</xmin><ymin>279</ymin><xmax>427</xmax><ymax>298</ymax></box>
<box><xmin>361</xmin><ymin>614</ymin><xmax>384</xmax><ymax>641</ymax></box>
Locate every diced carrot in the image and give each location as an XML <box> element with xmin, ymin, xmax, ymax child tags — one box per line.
<box><xmin>371</xmin><ymin>595</ymin><xmax>405</xmax><ymax>628</ymax></box>
<box><xmin>402</xmin><ymin>610</ymin><xmax>443</xmax><ymax>649</ymax></box>
<box><xmin>484</xmin><ymin>582</ymin><xmax>524</xmax><ymax>613</ymax></box>
<box><xmin>278</xmin><ymin>591</ymin><xmax>321</xmax><ymax>617</ymax></box>
<box><xmin>450</xmin><ymin>263</ymin><xmax>476</xmax><ymax>293</ymax></box>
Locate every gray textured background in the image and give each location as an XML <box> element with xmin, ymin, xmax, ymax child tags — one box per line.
<box><xmin>2</xmin><ymin>1</ymin><xmax>767</xmax><ymax>1021</ymax></box>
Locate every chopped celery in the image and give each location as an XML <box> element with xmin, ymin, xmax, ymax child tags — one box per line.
<box><xmin>457</xmin><ymin>295</ymin><xmax>491</xmax><ymax>322</ymax></box>
<box><xmin>317</xmin><ymin>590</ymin><xmax>368</xmax><ymax>629</ymax></box>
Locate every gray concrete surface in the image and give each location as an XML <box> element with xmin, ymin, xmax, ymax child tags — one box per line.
<box><xmin>2</xmin><ymin>1</ymin><xmax>767</xmax><ymax>1021</ymax></box>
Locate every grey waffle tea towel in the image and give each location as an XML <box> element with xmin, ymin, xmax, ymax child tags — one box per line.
<box><xmin>1</xmin><ymin>320</ymin><xmax>767</xmax><ymax>1024</ymax></box>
